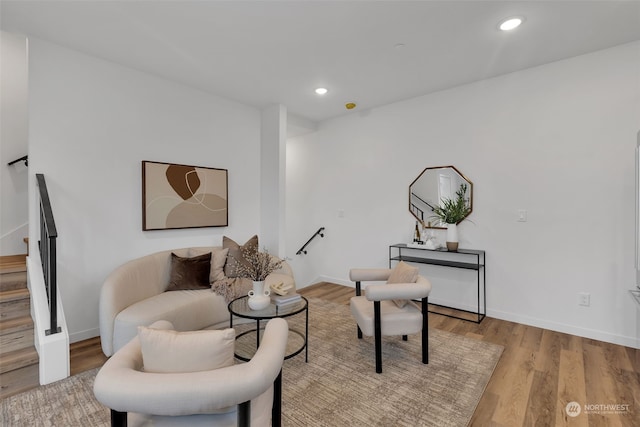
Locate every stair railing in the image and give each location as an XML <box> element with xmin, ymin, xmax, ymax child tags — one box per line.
<box><xmin>296</xmin><ymin>227</ymin><xmax>325</xmax><ymax>255</ymax></box>
<box><xmin>36</xmin><ymin>174</ymin><xmax>60</xmax><ymax>335</ymax></box>
<box><xmin>410</xmin><ymin>203</ymin><xmax>424</xmax><ymax>222</ymax></box>
<box><xmin>7</xmin><ymin>154</ymin><xmax>28</xmax><ymax>167</ymax></box>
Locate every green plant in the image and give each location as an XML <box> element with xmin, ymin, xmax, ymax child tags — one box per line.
<box><xmin>431</xmin><ymin>183</ymin><xmax>471</xmax><ymax>225</ymax></box>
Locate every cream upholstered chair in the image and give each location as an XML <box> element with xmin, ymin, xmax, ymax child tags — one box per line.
<box><xmin>350</xmin><ymin>265</ymin><xmax>432</xmax><ymax>373</ymax></box>
<box><xmin>94</xmin><ymin>318</ymin><xmax>288</xmax><ymax>427</ymax></box>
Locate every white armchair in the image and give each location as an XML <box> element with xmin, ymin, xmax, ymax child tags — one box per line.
<box><xmin>349</xmin><ymin>267</ymin><xmax>432</xmax><ymax>373</ymax></box>
<box><xmin>93</xmin><ymin>318</ymin><xmax>289</xmax><ymax>427</ymax></box>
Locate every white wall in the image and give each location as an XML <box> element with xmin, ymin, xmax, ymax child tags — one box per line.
<box><xmin>28</xmin><ymin>38</ymin><xmax>262</xmax><ymax>342</ymax></box>
<box><xmin>0</xmin><ymin>31</ymin><xmax>29</xmax><ymax>256</ymax></box>
<box><xmin>287</xmin><ymin>41</ymin><xmax>640</xmax><ymax>348</ymax></box>
<box><xmin>260</xmin><ymin>104</ymin><xmax>287</xmax><ymax>257</ymax></box>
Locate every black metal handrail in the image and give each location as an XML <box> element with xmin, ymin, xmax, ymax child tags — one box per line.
<box><xmin>7</xmin><ymin>155</ymin><xmax>28</xmax><ymax>166</ymax></box>
<box><xmin>36</xmin><ymin>174</ymin><xmax>61</xmax><ymax>335</ymax></box>
<box><xmin>410</xmin><ymin>203</ymin><xmax>424</xmax><ymax>221</ymax></box>
<box><xmin>410</xmin><ymin>191</ymin><xmax>435</xmax><ymax>211</ymax></box>
<box><xmin>296</xmin><ymin>227</ymin><xmax>325</xmax><ymax>255</ymax></box>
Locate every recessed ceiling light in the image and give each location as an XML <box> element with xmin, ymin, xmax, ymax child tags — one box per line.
<box><xmin>315</xmin><ymin>87</ymin><xmax>328</xmax><ymax>95</ymax></box>
<box><xmin>499</xmin><ymin>17</ymin><xmax>523</xmax><ymax>31</ymax></box>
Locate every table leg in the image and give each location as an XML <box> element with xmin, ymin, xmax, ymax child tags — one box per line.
<box><xmin>272</xmin><ymin>369</ymin><xmax>282</xmax><ymax>427</ymax></box>
<box><xmin>256</xmin><ymin>319</ymin><xmax>261</xmax><ymax>348</ymax></box>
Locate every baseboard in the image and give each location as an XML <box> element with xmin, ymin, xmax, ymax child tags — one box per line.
<box><xmin>431</xmin><ymin>296</ymin><xmax>639</xmax><ymax>348</ymax></box>
<box><xmin>310</xmin><ymin>275</ymin><xmax>353</xmax><ymax>288</ymax></box>
<box><xmin>486</xmin><ymin>307</ymin><xmax>639</xmax><ymax>349</ymax></box>
<box><xmin>69</xmin><ymin>327</ymin><xmax>100</xmax><ymax>344</ymax></box>
<box><xmin>427</xmin><ymin>296</ymin><xmax>480</xmax><ymax>314</ymax></box>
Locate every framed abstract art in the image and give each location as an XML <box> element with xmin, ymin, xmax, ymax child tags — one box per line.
<box><xmin>142</xmin><ymin>160</ymin><xmax>228</xmax><ymax>230</ymax></box>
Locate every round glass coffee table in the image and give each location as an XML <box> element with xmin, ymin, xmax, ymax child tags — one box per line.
<box><xmin>228</xmin><ymin>295</ymin><xmax>308</xmax><ymax>362</ymax></box>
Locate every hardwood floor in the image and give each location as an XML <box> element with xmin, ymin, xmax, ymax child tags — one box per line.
<box><xmin>70</xmin><ymin>282</ymin><xmax>639</xmax><ymax>427</ymax></box>
<box><xmin>69</xmin><ymin>336</ymin><xmax>107</xmax><ymax>376</ymax></box>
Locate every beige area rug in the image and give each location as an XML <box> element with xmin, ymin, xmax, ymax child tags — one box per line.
<box><xmin>0</xmin><ymin>298</ymin><xmax>503</xmax><ymax>427</ymax></box>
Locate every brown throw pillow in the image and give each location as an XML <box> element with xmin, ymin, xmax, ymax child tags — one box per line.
<box><xmin>166</xmin><ymin>252</ymin><xmax>211</xmax><ymax>291</ymax></box>
<box><xmin>387</xmin><ymin>261</ymin><xmax>419</xmax><ymax>308</ymax></box>
<box><xmin>190</xmin><ymin>247</ymin><xmax>229</xmax><ymax>282</ymax></box>
<box><xmin>223</xmin><ymin>235</ymin><xmax>258</xmax><ymax>278</ymax></box>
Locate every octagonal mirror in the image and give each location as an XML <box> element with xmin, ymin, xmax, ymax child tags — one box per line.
<box><xmin>409</xmin><ymin>165</ymin><xmax>473</xmax><ymax>228</ymax></box>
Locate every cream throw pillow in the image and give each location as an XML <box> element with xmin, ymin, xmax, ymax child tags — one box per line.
<box><xmin>138</xmin><ymin>326</ymin><xmax>235</xmax><ymax>373</ymax></box>
<box><xmin>387</xmin><ymin>261</ymin><xmax>419</xmax><ymax>308</ymax></box>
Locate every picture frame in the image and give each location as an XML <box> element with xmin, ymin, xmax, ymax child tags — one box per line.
<box><xmin>142</xmin><ymin>160</ymin><xmax>228</xmax><ymax>230</ymax></box>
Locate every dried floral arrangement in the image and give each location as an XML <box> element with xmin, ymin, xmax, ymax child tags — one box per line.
<box><xmin>232</xmin><ymin>247</ymin><xmax>284</xmax><ymax>281</ymax></box>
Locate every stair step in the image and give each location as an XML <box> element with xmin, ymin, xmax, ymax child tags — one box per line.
<box><xmin>0</xmin><ymin>288</ymin><xmax>30</xmax><ymax>303</ymax></box>
<box><xmin>0</xmin><ymin>325</ymin><xmax>35</xmax><ymax>354</ymax></box>
<box><xmin>0</xmin><ymin>253</ymin><xmax>39</xmax><ymax>399</ymax></box>
<box><xmin>0</xmin><ymin>254</ymin><xmax>27</xmax><ymax>272</ymax></box>
<box><xmin>0</xmin><ymin>288</ymin><xmax>31</xmax><ymax>321</ymax></box>
<box><xmin>0</xmin><ymin>271</ymin><xmax>27</xmax><ymax>291</ymax></box>
<box><xmin>0</xmin><ymin>254</ymin><xmax>27</xmax><ymax>292</ymax></box>
<box><xmin>0</xmin><ymin>346</ymin><xmax>38</xmax><ymax>374</ymax></box>
<box><xmin>0</xmin><ymin>315</ymin><xmax>33</xmax><ymax>335</ymax></box>
<box><xmin>0</xmin><ymin>264</ymin><xmax>27</xmax><ymax>274</ymax></box>
<box><xmin>0</xmin><ymin>362</ymin><xmax>39</xmax><ymax>399</ymax></box>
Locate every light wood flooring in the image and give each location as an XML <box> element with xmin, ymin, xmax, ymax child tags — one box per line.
<box><xmin>70</xmin><ymin>282</ymin><xmax>639</xmax><ymax>427</ymax></box>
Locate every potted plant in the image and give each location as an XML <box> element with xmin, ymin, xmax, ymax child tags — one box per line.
<box><xmin>431</xmin><ymin>183</ymin><xmax>471</xmax><ymax>251</ymax></box>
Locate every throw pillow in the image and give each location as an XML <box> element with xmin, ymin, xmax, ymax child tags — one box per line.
<box><xmin>190</xmin><ymin>247</ymin><xmax>230</xmax><ymax>282</ymax></box>
<box><xmin>387</xmin><ymin>261</ymin><xmax>419</xmax><ymax>308</ymax></box>
<box><xmin>166</xmin><ymin>252</ymin><xmax>211</xmax><ymax>291</ymax></box>
<box><xmin>138</xmin><ymin>326</ymin><xmax>235</xmax><ymax>373</ymax></box>
<box><xmin>223</xmin><ymin>235</ymin><xmax>258</xmax><ymax>278</ymax></box>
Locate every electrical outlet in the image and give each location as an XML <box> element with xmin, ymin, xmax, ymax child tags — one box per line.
<box><xmin>337</xmin><ymin>209</ymin><xmax>345</xmax><ymax>218</ymax></box>
<box><xmin>517</xmin><ymin>210</ymin><xmax>527</xmax><ymax>222</ymax></box>
<box><xmin>578</xmin><ymin>292</ymin><xmax>590</xmax><ymax>307</ymax></box>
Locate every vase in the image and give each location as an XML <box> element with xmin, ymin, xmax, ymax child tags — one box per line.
<box><xmin>248</xmin><ymin>280</ymin><xmax>271</xmax><ymax>310</ymax></box>
<box><xmin>446</xmin><ymin>223</ymin><xmax>459</xmax><ymax>251</ymax></box>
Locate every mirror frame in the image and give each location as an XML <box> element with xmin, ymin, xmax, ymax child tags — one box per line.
<box><xmin>409</xmin><ymin>165</ymin><xmax>473</xmax><ymax>229</ymax></box>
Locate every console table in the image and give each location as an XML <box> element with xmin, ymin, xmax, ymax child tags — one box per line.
<box><xmin>389</xmin><ymin>244</ymin><xmax>486</xmax><ymax>323</ymax></box>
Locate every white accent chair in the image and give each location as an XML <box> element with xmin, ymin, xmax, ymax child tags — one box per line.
<box><xmin>349</xmin><ymin>268</ymin><xmax>432</xmax><ymax>373</ymax></box>
<box><xmin>93</xmin><ymin>318</ymin><xmax>289</xmax><ymax>427</ymax></box>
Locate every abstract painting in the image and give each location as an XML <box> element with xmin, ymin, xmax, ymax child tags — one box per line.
<box><xmin>142</xmin><ymin>161</ymin><xmax>228</xmax><ymax>230</ymax></box>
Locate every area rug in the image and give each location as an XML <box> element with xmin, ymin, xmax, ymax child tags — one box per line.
<box><xmin>0</xmin><ymin>298</ymin><xmax>503</xmax><ymax>427</ymax></box>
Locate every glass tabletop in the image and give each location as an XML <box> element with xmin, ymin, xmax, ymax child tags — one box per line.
<box><xmin>228</xmin><ymin>295</ymin><xmax>308</xmax><ymax>320</ymax></box>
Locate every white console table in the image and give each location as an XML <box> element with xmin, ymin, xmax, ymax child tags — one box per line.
<box><xmin>389</xmin><ymin>243</ymin><xmax>486</xmax><ymax>323</ymax></box>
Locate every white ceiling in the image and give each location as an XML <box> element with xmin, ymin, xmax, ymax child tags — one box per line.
<box><xmin>2</xmin><ymin>1</ymin><xmax>640</xmax><ymax>123</ymax></box>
